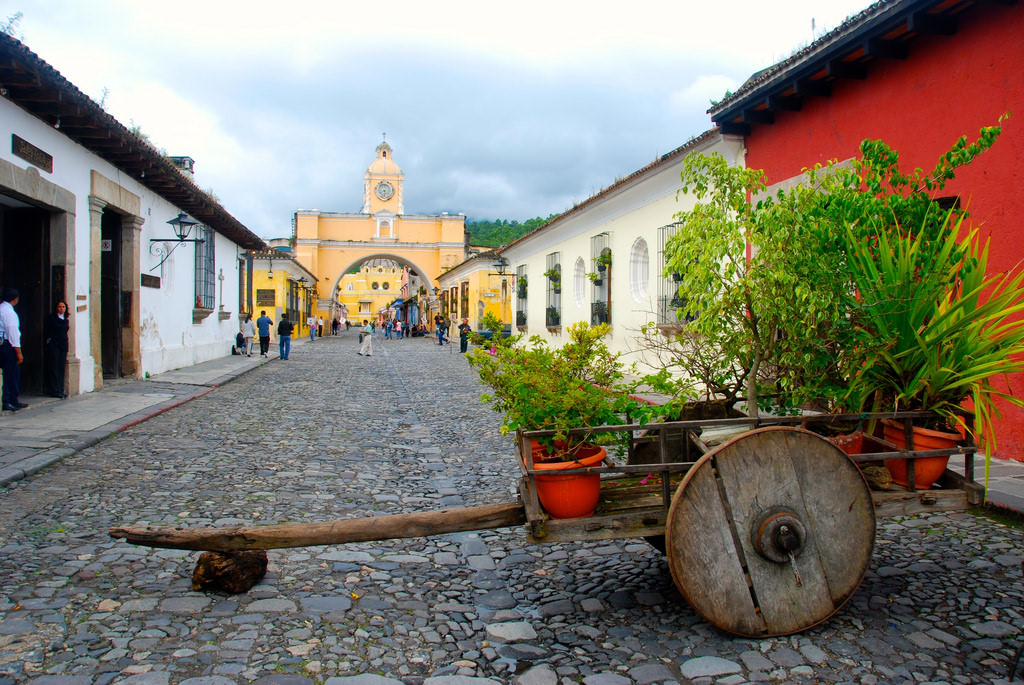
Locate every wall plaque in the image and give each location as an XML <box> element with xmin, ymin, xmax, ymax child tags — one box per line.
<box><xmin>140</xmin><ymin>274</ymin><xmax>161</xmax><ymax>289</ymax></box>
<box><xmin>256</xmin><ymin>289</ymin><xmax>276</xmax><ymax>306</ymax></box>
<box><xmin>12</xmin><ymin>134</ymin><xmax>53</xmax><ymax>173</ymax></box>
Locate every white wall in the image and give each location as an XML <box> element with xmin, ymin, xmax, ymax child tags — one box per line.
<box><xmin>0</xmin><ymin>99</ymin><xmax>248</xmax><ymax>388</ymax></box>
<box><xmin>502</xmin><ymin>133</ymin><xmax>744</xmax><ymax>372</ymax></box>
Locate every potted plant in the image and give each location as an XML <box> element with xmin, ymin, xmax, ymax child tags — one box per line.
<box><xmin>517</xmin><ymin>275</ymin><xmax>528</xmax><ymax>300</ymax></box>
<box><xmin>545</xmin><ymin>306</ymin><xmax>560</xmax><ymax>327</ymax></box>
<box><xmin>468</xmin><ymin>322</ymin><xmax>640</xmax><ymax>518</ymax></box>
<box><xmin>544</xmin><ymin>266</ymin><xmax>561</xmax><ymax>294</ymax></box>
<box><xmin>842</xmin><ymin>213</ymin><xmax>1024</xmax><ymax>487</ymax></box>
<box><xmin>595</xmin><ymin>250</ymin><xmax>611</xmax><ymax>272</ymax></box>
<box><xmin>587</xmin><ymin>271</ymin><xmax>603</xmax><ymax>285</ymax></box>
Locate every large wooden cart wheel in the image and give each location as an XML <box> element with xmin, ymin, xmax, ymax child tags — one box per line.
<box><xmin>665</xmin><ymin>426</ymin><xmax>875</xmax><ymax>637</ymax></box>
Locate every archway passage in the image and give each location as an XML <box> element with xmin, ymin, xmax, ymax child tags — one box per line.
<box><xmin>333</xmin><ymin>255</ymin><xmax>433</xmax><ymax>329</ymax></box>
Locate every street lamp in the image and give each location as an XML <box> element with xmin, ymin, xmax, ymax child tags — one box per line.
<box><xmin>148</xmin><ymin>211</ymin><xmax>204</xmax><ymax>245</ymax></box>
<box><xmin>493</xmin><ymin>256</ymin><xmax>509</xmax><ymax>275</ymax></box>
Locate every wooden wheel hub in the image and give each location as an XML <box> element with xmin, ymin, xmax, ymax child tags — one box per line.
<box><xmin>665</xmin><ymin>427</ymin><xmax>875</xmax><ymax>637</ymax></box>
<box><xmin>751</xmin><ymin>508</ymin><xmax>807</xmax><ymax>563</ymax></box>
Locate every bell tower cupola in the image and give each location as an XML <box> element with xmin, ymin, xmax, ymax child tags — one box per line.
<box><xmin>363</xmin><ymin>138</ymin><xmax>404</xmax><ymax>215</ymax></box>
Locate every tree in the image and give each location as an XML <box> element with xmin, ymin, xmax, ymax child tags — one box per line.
<box><xmin>662</xmin><ymin>120</ymin><xmax>1004</xmax><ymax>418</ymax></box>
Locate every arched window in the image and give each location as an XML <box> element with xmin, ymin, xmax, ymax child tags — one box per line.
<box><xmin>573</xmin><ymin>257</ymin><xmax>586</xmax><ymax>308</ymax></box>
<box><xmin>630</xmin><ymin>238</ymin><xmax>649</xmax><ymax>302</ymax></box>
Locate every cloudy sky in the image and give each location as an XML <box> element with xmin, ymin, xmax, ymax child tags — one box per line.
<box><xmin>9</xmin><ymin>0</ymin><xmax>870</xmax><ymax>239</ymax></box>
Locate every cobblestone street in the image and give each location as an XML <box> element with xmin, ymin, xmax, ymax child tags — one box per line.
<box><xmin>0</xmin><ymin>331</ymin><xmax>1022</xmax><ymax>685</ymax></box>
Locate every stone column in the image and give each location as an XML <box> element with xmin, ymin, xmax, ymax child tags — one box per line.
<box><xmin>88</xmin><ymin>196</ymin><xmax>106</xmax><ymax>390</ymax></box>
<box><xmin>120</xmin><ymin>214</ymin><xmax>145</xmax><ymax>378</ymax></box>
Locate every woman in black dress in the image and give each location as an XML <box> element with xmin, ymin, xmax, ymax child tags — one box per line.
<box><xmin>44</xmin><ymin>300</ymin><xmax>69</xmax><ymax>398</ymax></box>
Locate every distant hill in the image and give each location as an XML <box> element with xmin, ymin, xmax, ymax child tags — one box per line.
<box><xmin>465</xmin><ymin>215</ymin><xmax>557</xmax><ymax>247</ymax></box>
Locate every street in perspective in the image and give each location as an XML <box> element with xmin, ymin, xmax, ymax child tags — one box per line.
<box><xmin>1</xmin><ymin>331</ymin><xmax>1022</xmax><ymax>685</ymax></box>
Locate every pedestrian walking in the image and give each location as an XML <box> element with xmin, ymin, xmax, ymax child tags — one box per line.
<box><xmin>395</xmin><ymin>320</ymin><xmax>403</xmax><ymax>339</ymax></box>
<box><xmin>332</xmin><ymin>318</ymin><xmax>340</xmax><ymax>335</ymax></box>
<box><xmin>278</xmin><ymin>314</ymin><xmax>294</xmax><ymax>360</ymax></box>
<box><xmin>317</xmin><ymin>317</ymin><xmax>325</xmax><ymax>338</ymax></box>
<box><xmin>434</xmin><ymin>314</ymin><xmax>445</xmax><ymax>345</ymax></box>
<box><xmin>458</xmin><ymin>318</ymin><xmax>472</xmax><ymax>354</ymax></box>
<box><xmin>0</xmin><ymin>287</ymin><xmax>26</xmax><ymax>411</ymax></box>
<box><xmin>384</xmin><ymin>320</ymin><xmax>393</xmax><ymax>340</ymax></box>
<box><xmin>43</xmin><ymin>300</ymin><xmax>70</xmax><ymax>398</ymax></box>
<box><xmin>241</xmin><ymin>313</ymin><xmax>255</xmax><ymax>356</ymax></box>
<box><xmin>256</xmin><ymin>310</ymin><xmax>273</xmax><ymax>357</ymax></box>
<box><xmin>358</xmin><ymin>319</ymin><xmax>374</xmax><ymax>356</ymax></box>
<box><xmin>307</xmin><ymin>315</ymin><xmax>317</xmax><ymax>341</ymax></box>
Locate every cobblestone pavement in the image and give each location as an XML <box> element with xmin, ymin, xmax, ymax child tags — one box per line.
<box><xmin>0</xmin><ymin>331</ymin><xmax>1022</xmax><ymax>685</ymax></box>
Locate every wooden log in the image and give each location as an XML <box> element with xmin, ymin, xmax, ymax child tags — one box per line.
<box><xmin>192</xmin><ymin>551</ymin><xmax>268</xmax><ymax>593</ymax></box>
<box><xmin>109</xmin><ymin>501</ymin><xmax>526</xmax><ymax>553</ymax></box>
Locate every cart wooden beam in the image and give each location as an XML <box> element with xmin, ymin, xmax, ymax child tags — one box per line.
<box><xmin>109</xmin><ymin>501</ymin><xmax>526</xmax><ymax>553</ymax></box>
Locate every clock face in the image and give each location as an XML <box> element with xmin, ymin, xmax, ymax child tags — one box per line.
<box><xmin>375</xmin><ymin>181</ymin><xmax>395</xmax><ymax>201</ymax></box>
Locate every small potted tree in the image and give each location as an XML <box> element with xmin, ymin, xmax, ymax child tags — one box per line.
<box><xmin>468</xmin><ymin>322</ymin><xmax>639</xmax><ymax>518</ymax></box>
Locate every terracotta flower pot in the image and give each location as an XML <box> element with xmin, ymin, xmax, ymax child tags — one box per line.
<box><xmin>880</xmin><ymin>419</ymin><xmax>958</xmax><ymax>489</ymax></box>
<box><xmin>529</xmin><ymin>442</ymin><xmax>606</xmax><ymax>519</ymax></box>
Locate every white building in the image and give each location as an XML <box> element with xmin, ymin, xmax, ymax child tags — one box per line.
<box><xmin>0</xmin><ymin>34</ymin><xmax>265</xmax><ymax>398</ymax></box>
<box><xmin>498</xmin><ymin>129</ymin><xmax>743</xmax><ymax>372</ymax></box>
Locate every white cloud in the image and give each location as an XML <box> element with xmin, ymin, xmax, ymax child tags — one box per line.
<box><xmin>669</xmin><ymin>75</ymin><xmax>740</xmax><ymax>114</ymax></box>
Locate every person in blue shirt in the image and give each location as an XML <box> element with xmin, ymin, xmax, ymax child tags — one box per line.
<box><xmin>256</xmin><ymin>310</ymin><xmax>273</xmax><ymax>357</ymax></box>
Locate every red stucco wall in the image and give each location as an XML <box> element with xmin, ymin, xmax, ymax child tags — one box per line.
<box><xmin>743</xmin><ymin>3</ymin><xmax>1024</xmax><ymax>460</ymax></box>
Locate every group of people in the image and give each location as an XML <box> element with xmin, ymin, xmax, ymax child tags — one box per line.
<box><xmin>234</xmin><ymin>310</ymin><xmax>294</xmax><ymax>360</ymax></box>
<box><xmin>305</xmin><ymin>316</ymin><xmax>341</xmax><ymax>340</ymax></box>
<box><xmin>1</xmin><ymin>288</ymin><xmax>70</xmax><ymax>412</ymax></box>
<box><xmin>236</xmin><ymin>311</ymin><xmax>346</xmax><ymax>360</ymax></box>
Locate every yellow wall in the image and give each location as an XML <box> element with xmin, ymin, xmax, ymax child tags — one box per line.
<box><xmin>292</xmin><ymin>143</ymin><xmax>466</xmax><ymax>314</ymax></box>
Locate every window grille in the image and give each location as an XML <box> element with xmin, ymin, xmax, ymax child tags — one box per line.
<box><xmin>658</xmin><ymin>222</ymin><xmax>687</xmax><ymax>324</ymax></box>
<box><xmin>545</xmin><ymin>252</ymin><xmax>561</xmax><ymax>326</ymax></box>
<box><xmin>590</xmin><ymin>234</ymin><xmax>610</xmax><ymax>325</ymax></box>
<box><xmin>515</xmin><ymin>265</ymin><xmax>527</xmax><ymax>327</ymax></box>
<box><xmin>194</xmin><ymin>225</ymin><xmax>215</xmax><ymax>309</ymax></box>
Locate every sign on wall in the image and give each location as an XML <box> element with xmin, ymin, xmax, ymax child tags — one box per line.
<box><xmin>256</xmin><ymin>289</ymin><xmax>276</xmax><ymax>307</ymax></box>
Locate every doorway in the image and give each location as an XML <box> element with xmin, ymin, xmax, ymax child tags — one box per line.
<box><xmin>0</xmin><ymin>201</ymin><xmax>51</xmax><ymax>395</ymax></box>
<box><xmin>100</xmin><ymin>208</ymin><xmax>122</xmax><ymax>378</ymax></box>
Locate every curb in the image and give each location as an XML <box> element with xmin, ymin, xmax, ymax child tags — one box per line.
<box><xmin>0</xmin><ymin>357</ymin><xmax>271</xmax><ymax>488</ymax></box>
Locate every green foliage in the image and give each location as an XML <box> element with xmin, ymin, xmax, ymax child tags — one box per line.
<box><xmin>1</xmin><ymin>12</ymin><xmax>22</xmax><ymax>38</ymax></box>
<box><xmin>660</xmin><ymin>119</ymin><xmax>1006</xmax><ymax>418</ymax></box>
<box><xmin>480</xmin><ymin>310</ymin><xmax>503</xmax><ymax>334</ymax></box>
<box><xmin>844</xmin><ymin>214</ymin><xmax>1024</xmax><ymax>457</ymax></box>
<box><xmin>467</xmin><ymin>322</ymin><xmax>640</xmax><ymax>458</ymax></box>
<box><xmin>543</xmin><ymin>267</ymin><xmax>561</xmax><ymax>282</ymax></box>
<box><xmin>466</xmin><ymin>215</ymin><xmax>558</xmax><ymax>247</ymax></box>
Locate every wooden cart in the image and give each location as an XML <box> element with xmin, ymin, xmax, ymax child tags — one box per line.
<box><xmin>111</xmin><ymin>410</ymin><xmax>983</xmax><ymax>638</ymax></box>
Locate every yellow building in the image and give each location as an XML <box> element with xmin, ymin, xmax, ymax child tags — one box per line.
<box><xmin>437</xmin><ymin>250</ymin><xmax>513</xmax><ymax>333</ymax></box>
<box><xmin>249</xmin><ymin>249</ymin><xmax>318</xmax><ymax>338</ymax></box>
<box><xmin>292</xmin><ymin>140</ymin><xmax>467</xmax><ymax>328</ymax></box>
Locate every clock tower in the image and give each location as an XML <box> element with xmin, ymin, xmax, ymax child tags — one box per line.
<box><xmin>362</xmin><ymin>139</ymin><xmax>404</xmax><ymax>215</ymax></box>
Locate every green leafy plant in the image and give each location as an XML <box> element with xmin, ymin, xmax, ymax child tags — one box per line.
<box><xmin>545</xmin><ymin>306</ymin><xmax>560</xmax><ymax>327</ymax></box>
<box><xmin>843</xmin><ymin>213</ymin><xmax>1024</xmax><ymax>458</ymax></box>
<box><xmin>659</xmin><ymin>120</ymin><xmax>1005</xmax><ymax>418</ymax></box>
<box><xmin>543</xmin><ymin>267</ymin><xmax>561</xmax><ymax>282</ymax></box>
<box><xmin>586</xmin><ymin>271</ymin><xmax>602</xmax><ymax>283</ymax></box>
<box><xmin>595</xmin><ymin>251</ymin><xmax>612</xmax><ymax>271</ymax></box>
<box><xmin>468</xmin><ymin>322</ymin><xmax>640</xmax><ymax>460</ymax></box>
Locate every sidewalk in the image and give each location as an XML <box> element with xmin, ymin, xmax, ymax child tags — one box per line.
<box><xmin>2</xmin><ymin>337</ymin><xmax>1024</xmax><ymax>515</ymax></box>
<box><xmin>0</xmin><ymin>344</ymin><xmax>284</xmax><ymax>486</ymax></box>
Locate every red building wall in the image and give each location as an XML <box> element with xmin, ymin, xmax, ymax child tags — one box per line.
<box><xmin>743</xmin><ymin>3</ymin><xmax>1024</xmax><ymax>460</ymax></box>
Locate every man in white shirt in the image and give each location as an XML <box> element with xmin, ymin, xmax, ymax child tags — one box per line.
<box><xmin>0</xmin><ymin>287</ymin><xmax>26</xmax><ymax>411</ymax></box>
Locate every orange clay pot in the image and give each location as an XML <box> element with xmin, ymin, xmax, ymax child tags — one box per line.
<box><xmin>529</xmin><ymin>442</ymin><xmax>607</xmax><ymax>519</ymax></box>
<box><xmin>881</xmin><ymin>419</ymin><xmax>958</xmax><ymax>489</ymax></box>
